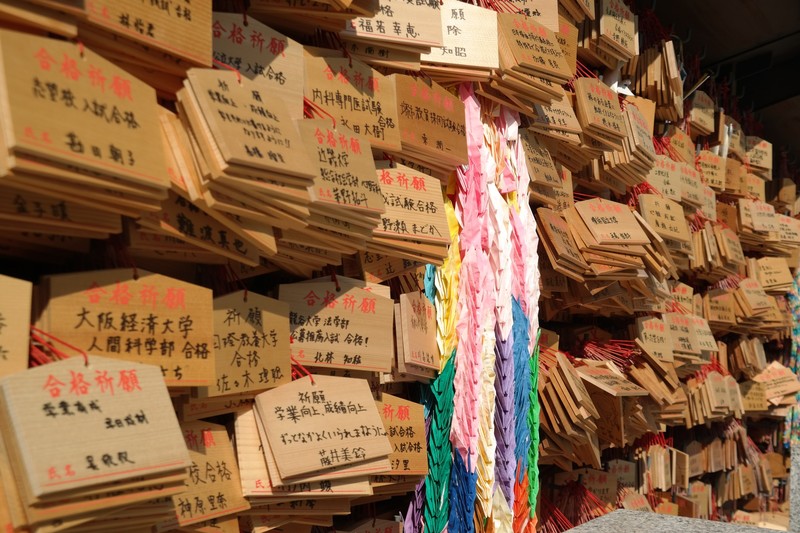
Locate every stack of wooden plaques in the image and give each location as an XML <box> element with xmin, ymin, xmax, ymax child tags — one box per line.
<box><xmin>136</xmin><ymin>109</ymin><xmax>269</xmax><ymax>267</ymax></box>
<box><xmin>752</xmin><ymin>361</ymin><xmax>800</xmax><ymax>407</ymax></box>
<box><xmin>598</xmin><ymin>101</ymin><xmax>657</xmax><ymax>188</ymax></box>
<box><xmin>368</xmin><ymin>162</ymin><xmax>450</xmax><ymax>265</ymax></box>
<box><xmin>277</xmin><ymin>118</ymin><xmax>386</xmax><ymax>263</ymax></box>
<box><xmin>0</xmin><ymin>356</ymin><xmax>191</xmax><ymax>532</ymax></box>
<box><xmin>574</xmin><ymin>77</ymin><xmax>628</xmax><ymax>153</ymax></box>
<box><xmin>728</xmin><ymin>336</ymin><xmax>768</xmax><ymax>379</ymax></box>
<box><xmin>737</xmin><ymin>198</ymin><xmax>781</xmax><ymax>253</ymax></box>
<box><xmin>703</xmin><ymin>288</ymin><xmax>738</xmax><ymax>334</ymax></box>
<box><xmin>536</xmin><ymin>207</ymin><xmax>590</xmax><ymax>284</ymax></box>
<box><xmin>622</xmin><ymin>40</ymin><xmax>683</xmax><ymax>122</ymax></box>
<box><xmin>0</xmin><ymin>31</ymin><xmax>171</xmax><ymax>238</ymax></box>
<box><xmin>697</xmin><ymin>150</ymin><xmax>727</xmax><ymax>192</ymax></box>
<box><xmin>520</xmin><ymin>129</ymin><xmax>566</xmax><ymax>197</ymax></box>
<box><xmin>732</xmin><ymin>276</ymin><xmax>773</xmax><ymax>336</ymax></box>
<box><xmin>565</xmin><ymin>198</ymin><xmax>651</xmax><ymax>280</ymax></box>
<box><xmin>745</xmin><ymin>137</ymin><xmax>772</xmax><ymax>180</ymax></box>
<box><xmin>488</xmin><ymin>12</ymin><xmax>572</xmax><ymax>112</ymax></box>
<box><xmin>578</xmin><ymin>0</ymin><xmax>638</xmax><ymax>69</ymax></box>
<box><xmin>420</xmin><ymin>0</ymin><xmax>499</xmax><ymax>84</ymax></box>
<box><xmin>752</xmin><ymin>257</ymin><xmax>793</xmax><ymax>295</ymax></box>
<box><xmin>64</xmin><ymin>0</ymin><xmax>212</xmax><ymax>96</ymax></box>
<box><xmin>340</xmin><ymin>0</ymin><xmax>444</xmax><ymax>64</ymax></box>
<box><xmin>537</xmin><ymin>348</ymin><xmax>602</xmax><ymax>470</ymax></box>
<box><xmin>690</xmin><ymin>224</ymin><xmax>747</xmax><ymax>283</ymax></box>
<box><xmin>689</xmin><ymin>91</ymin><xmax>716</xmax><ymax>138</ymax></box>
<box><xmin>175</xmin><ymin>68</ymin><xmax>326</xmax><ymax>273</ymax></box>
<box><xmin>389</xmin><ymin>74</ymin><xmax>468</xmax><ymax>176</ymax></box>
<box><xmin>528</xmin><ymin>92</ymin><xmax>584</xmax><ymax>149</ymax></box>
<box><xmin>247</xmin><ymin>0</ymin><xmax>377</xmax><ymax>35</ymax></box>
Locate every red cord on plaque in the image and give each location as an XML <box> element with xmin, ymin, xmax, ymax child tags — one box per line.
<box><xmin>212</xmin><ymin>58</ymin><xmax>242</xmax><ymax>85</ymax></box>
<box><xmin>290</xmin><ymin>356</ymin><xmax>316</xmax><ymax>385</ymax></box>
<box><xmin>30</xmin><ymin>325</ymin><xmax>89</xmax><ymax>367</ymax></box>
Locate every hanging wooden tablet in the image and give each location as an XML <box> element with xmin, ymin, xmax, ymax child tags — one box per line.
<box><xmin>573</xmin><ymin>78</ymin><xmax>628</xmax><ymax>150</ymax></box>
<box><xmin>279</xmin><ymin>281</ymin><xmax>394</xmax><ymax>372</ymax></box>
<box><xmin>635</xmin><ymin>316</ymin><xmax>674</xmax><ymax>366</ymax></box>
<box><xmin>206</xmin><ymin>290</ymin><xmax>291</xmax><ymax>398</ymax></box>
<box><xmin>0</xmin><ymin>31</ymin><xmax>170</xmax><ymax>209</ymax></box>
<box><xmin>399</xmin><ymin>291</ymin><xmax>437</xmax><ymax>371</ymax></box>
<box><xmin>305</xmin><ymin>54</ymin><xmax>402</xmax><ymax>152</ymax></box>
<box><xmin>234</xmin><ymin>408</ymin><xmax>373</xmax><ymax>501</ymax></box>
<box><xmin>637</xmin><ymin>195</ymin><xmax>690</xmax><ymax>244</ymax></box>
<box><xmin>75</xmin><ymin>0</ymin><xmax>211</xmax><ymax>67</ymax></box>
<box><xmin>255</xmin><ymin>393</ymin><xmax>387</xmax><ymax>489</ymax></box>
<box><xmin>298</xmin><ymin>119</ymin><xmax>383</xmax><ymax>225</ymax></box>
<box><xmin>254</xmin><ymin>375</ymin><xmax>392</xmax><ymax>479</ymax></box>
<box><xmin>390</xmin><ymin>74</ymin><xmax>468</xmax><ymax>173</ymax></box>
<box><xmin>644</xmin><ymin>155</ymin><xmax>681</xmax><ymax>201</ymax></box>
<box><xmin>369</xmin><ymin>163</ymin><xmax>449</xmax><ymax>262</ymax></box>
<box><xmin>212</xmin><ymin>14</ymin><xmax>304</xmax><ymax>120</ymax></box>
<box><xmin>778</xmin><ymin>214</ymin><xmax>800</xmax><ymax>244</ymax></box>
<box><xmin>0</xmin><ymin>275</ymin><xmax>31</xmax><ymax>378</ymax></box>
<box><xmin>745</xmin><ymin>136</ymin><xmax>772</xmax><ymax>179</ymax></box>
<box><xmin>39</xmin><ymin>269</ymin><xmax>215</xmax><ymax>387</ymax></box>
<box><xmin>724</xmin><ymin>158</ymin><xmax>746</xmax><ymax>195</ymax></box>
<box><xmin>574</xmin><ymin>198</ymin><xmax>650</xmax><ymax>245</ymax></box>
<box><xmin>535</xmin><ymin>207</ymin><xmax>590</xmax><ymax>282</ymax></box>
<box><xmin>520</xmin><ymin>129</ymin><xmax>561</xmax><ymax>189</ymax></box>
<box><xmin>420</xmin><ymin>0</ymin><xmax>499</xmax><ymax>82</ymax></box>
<box><xmin>530</xmin><ymin>161</ymin><xmax>574</xmax><ymax>211</ymax></box>
<box><xmin>161</xmin><ymin>421</ymin><xmax>249</xmax><ymax>528</ymax></box>
<box><xmin>596</xmin><ymin>0</ymin><xmax>637</xmax><ymax>61</ymax></box>
<box><xmin>183</xmin><ymin>68</ymin><xmax>315</xmax><ymax>183</ymax></box>
<box><xmin>663</xmin><ymin>312</ymin><xmax>701</xmax><ymax>358</ymax></box>
<box><xmin>663</xmin><ymin>125</ymin><xmax>694</xmax><ymax>164</ymax></box>
<box><xmin>376</xmin><ymin>393</ymin><xmax>428</xmax><ymax>475</ymax></box>
<box><xmin>496</xmin><ymin>13</ymin><xmax>572</xmax><ymax>96</ymax></box>
<box><xmin>0</xmin><ymin>355</ymin><xmax>190</xmax><ymax>501</ymax></box>
<box><xmin>689</xmin><ymin>91</ymin><xmax>715</xmax><ymax>137</ymax></box>
<box><xmin>697</xmin><ymin>150</ymin><xmax>725</xmax><ymax>191</ymax></box>
<box><xmin>341</xmin><ymin>0</ymin><xmax>443</xmax><ymax>52</ymax></box>
<box><xmin>677</xmin><ymin>163</ymin><xmax>703</xmax><ymax>209</ymax></box>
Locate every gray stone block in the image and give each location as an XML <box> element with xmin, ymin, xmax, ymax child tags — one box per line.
<box><xmin>566</xmin><ymin>510</ymin><xmax>772</xmax><ymax>532</ymax></box>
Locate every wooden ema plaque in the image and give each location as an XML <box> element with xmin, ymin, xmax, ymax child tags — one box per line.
<box><xmin>212</xmin><ymin>13</ymin><xmax>303</xmax><ymax>120</ymax></box>
<box><xmin>420</xmin><ymin>0</ymin><xmax>499</xmax><ymax>71</ymax></box>
<box><xmin>279</xmin><ymin>281</ymin><xmax>394</xmax><ymax>372</ymax></box>
<box><xmin>208</xmin><ymin>290</ymin><xmax>291</xmax><ymax>397</ymax></box>
<box><xmin>40</xmin><ymin>269</ymin><xmax>214</xmax><ymax>387</ymax></box>
<box><xmin>165</xmin><ymin>421</ymin><xmax>250</xmax><ymax>527</ymax></box>
<box><xmin>0</xmin><ymin>355</ymin><xmax>190</xmax><ymax>499</ymax></box>
<box><xmin>0</xmin><ymin>274</ymin><xmax>32</xmax><ymax>378</ymax></box>
<box><xmin>0</xmin><ymin>30</ymin><xmax>170</xmax><ymax>190</ymax></box>
<box><xmin>81</xmin><ymin>0</ymin><xmax>212</xmax><ymax>66</ymax></box>
<box><xmin>376</xmin><ymin>393</ymin><xmax>428</xmax><ymax>475</ymax></box>
<box><xmin>342</xmin><ymin>0</ymin><xmax>444</xmax><ymax>49</ymax></box>
<box><xmin>304</xmin><ymin>54</ymin><xmax>401</xmax><ymax>152</ymax></box>
<box><xmin>254</xmin><ymin>374</ymin><xmax>392</xmax><ymax>479</ymax></box>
